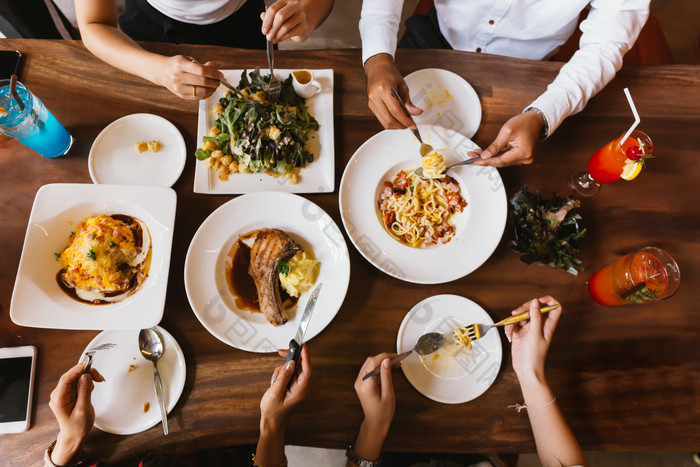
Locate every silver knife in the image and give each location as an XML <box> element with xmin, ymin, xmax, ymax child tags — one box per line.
<box><xmin>282</xmin><ymin>283</ymin><xmax>322</xmax><ymax>373</ymax></box>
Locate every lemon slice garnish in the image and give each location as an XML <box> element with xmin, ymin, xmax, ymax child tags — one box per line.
<box><xmin>621</xmin><ymin>159</ymin><xmax>643</xmax><ymax>181</ymax></box>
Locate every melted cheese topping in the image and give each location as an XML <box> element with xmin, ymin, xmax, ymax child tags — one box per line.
<box><xmin>59</xmin><ymin>215</ymin><xmax>145</xmax><ymax>294</ymax></box>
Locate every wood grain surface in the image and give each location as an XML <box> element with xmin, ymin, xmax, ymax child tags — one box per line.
<box><xmin>1</xmin><ymin>39</ymin><xmax>699</xmax><ymax>465</ymax></box>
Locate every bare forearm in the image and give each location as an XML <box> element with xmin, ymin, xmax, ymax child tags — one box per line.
<box><xmin>519</xmin><ymin>377</ymin><xmax>587</xmax><ymax>467</ymax></box>
<box><xmin>256</xmin><ymin>418</ymin><xmax>287</xmax><ymax>467</ymax></box>
<box><xmin>79</xmin><ymin>23</ymin><xmax>165</xmax><ymax>85</ymax></box>
<box><xmin>49</xmin><ymin>432</ymin><xmax>83</xmax><ymax>466</ymax></box>
<box><xmin>346</xmin><ymin>420</ymin><xmax>388</xmax><ymax>467</ymax></box>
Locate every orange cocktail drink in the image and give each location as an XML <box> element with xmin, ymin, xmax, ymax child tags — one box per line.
<box><xmin>570</xmin><ymin>130</ymin><xmax>654</xmax><ymax>196</ymax></box>
<box><xmin>587</xmin><ymin>247</ymin><xmax>680</xmax><ymax>306</ymax></box>
<box><xmin>587</xmin><ymin>130</ymin><xmax>653</xmax><ymax>184</ymax></box>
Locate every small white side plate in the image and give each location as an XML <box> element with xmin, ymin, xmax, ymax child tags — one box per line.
<box><xmin>89</xmin><ymin>113</ymin><xmax>186</xmax><ymax>188</ymax></box>
<box><xmin>10</xmin><ymin>183</ymin><xmax>176</xmax><ymax>330</ymax></box>
<box><xmin>405</xmin><ymin>68</ymin><xmax>482</xmax><ymax>138</ymax></box>
<box><xmin>81</xmin><ymin>326</ymin><xmax>186</xmax><ymax>435</ymax></box>
<box><xmin>398</xmin><ymin>295</ymin><xmax>502</xmax><ymax>404</ymax></box>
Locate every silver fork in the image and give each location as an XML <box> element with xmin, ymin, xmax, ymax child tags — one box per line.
<box><xmin>81</xmin><ymin>343</ymin><xmax>116</xmax><ymax>374</ymax></box>
<box><xmin>460</xmin><ymin>304</ymin><xmax>560</xmax><ymax>341</ymax></box>
<box><xmin>265</xmin><ymin>8</ymin><xmax>281</xmax><ymax>102</ymax></box>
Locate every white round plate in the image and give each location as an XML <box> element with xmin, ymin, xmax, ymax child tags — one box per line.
<box><xmin>89</xmin><ymin>113</ymin><xmax>186</xmax><ymax>187</ymax></box>
<box><xmin>398</xmin><ymin>295</ymin><xmax>502</xmax><ymax>404</ymax></box>
<box><xmin>405</xmin><ymin>68</ymin><xmax>482</xmax><ymax>138</ymax></box>
<box><xmin>339</xmin><ymin>124</ymin><xmax>506</xmax><ymax>284</ymax></box>
<box><xmin>184</xmin><ymin>192</ymin><xmax>350</xmax><ymax>352</ymax></box>
<box><xmin>81</xmin><ymin>326</ymin><xmax>186</xmax><ymax>435</ymax></box>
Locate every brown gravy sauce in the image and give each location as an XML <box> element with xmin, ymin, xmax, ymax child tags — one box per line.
<box><xmin>56</xmin><ymin>214</ymin><xmax>151</xmax><ymax>305</ymax></box>
<box><xmin>226</xmin><ymin>233</ymin><xmax>298</xmax><ymax>314</ymax></box>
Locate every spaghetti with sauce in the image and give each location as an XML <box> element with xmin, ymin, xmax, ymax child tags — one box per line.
<box><xmin>378</xmin><ymin>169</ymin><xmax>467</xmax><ymax>248</ymax></box>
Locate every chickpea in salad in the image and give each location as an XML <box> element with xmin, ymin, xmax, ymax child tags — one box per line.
<box><xmin>195</xmin><ymin>70</ymin><xmax>319</xmax><ymax>183</ymax></box>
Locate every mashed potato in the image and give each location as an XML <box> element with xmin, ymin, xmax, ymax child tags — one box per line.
<box><xmin>278</xmin><ymin>252</ymin><xmax>319</xmax><ymax>298</ymax></box>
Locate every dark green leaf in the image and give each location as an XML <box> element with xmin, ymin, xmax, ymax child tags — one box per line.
<box><xmin>509</xmin><ymin>185</ymin><xmax>585</xmax><ymax>275</ymax></box>
<box><xmin>277</xmin><ymin>258</ymin><xmax>290</xmax><ymax>276</ymax></box>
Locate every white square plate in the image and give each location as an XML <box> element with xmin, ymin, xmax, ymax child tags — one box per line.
<box><xmin>10</xmin><ymin>184</ymin><xmax>177</xmax><ymax>330</ymax></box>
<box><xmin>194</xmin><ymin>69</ymin><xmax>334</xmax><ymax>194</ymax></box>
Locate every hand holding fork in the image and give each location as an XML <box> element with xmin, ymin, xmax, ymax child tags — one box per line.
<box><xmin>81</xmin><ymin>343</ymin><xmax>116</xmax><ymax>374</ymax></box>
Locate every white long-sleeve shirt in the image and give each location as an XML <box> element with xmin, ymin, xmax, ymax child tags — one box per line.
<box><xmin>360</xmin><ymin>0</ymin><xmax>650</xmax><ymax>136</ymax></box>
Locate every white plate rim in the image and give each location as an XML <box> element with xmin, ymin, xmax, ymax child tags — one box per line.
<box><xmin>397</xmin><ymin>294</ymin><xmax>502</xmax><ymax>404</ymax></box>
<box><xmin>82</xmin><ymin>325</ymin><xmax>186</xmax><ymax>435</ymax></box>
<box><xmin>184</xmin><ymin>191</ymin><xmax>350</xmax><ymax>352</ymax></box>
<box><xmin>88</xmin><ymin>113</ymin><xmax>186</xmax><ymax>188</ymax></box>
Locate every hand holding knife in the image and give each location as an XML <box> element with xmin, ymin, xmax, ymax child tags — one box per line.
<box><xmin>283</xmin><ymin>283</ymin><xmax>321</xmax><ymax>386</ymax></box>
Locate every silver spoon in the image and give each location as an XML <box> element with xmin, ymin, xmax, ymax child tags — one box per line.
<box><xmin>362</xmin><ymin>332</ymin><xmax>446</xmax><ymax>381</ymax></box>
<box><xmin>414</xmin><ymin>156</ymin><xmax>482</xmax><ymax>179</ymax></box>
<box><xmin>390</xmin><ymin>87</ymin><xmax>434</xmax><ymax>157</ymax></box>
<box><xmin>139</xmin><ymin>328</ymin><xmax>168</xmax><ymax>435</ymax></box>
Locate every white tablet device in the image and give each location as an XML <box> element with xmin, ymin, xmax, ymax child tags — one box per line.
<box><xmin>0</xmin><ymin>345</ymin><xmax>36</xmax><ymax>433</ymax></box>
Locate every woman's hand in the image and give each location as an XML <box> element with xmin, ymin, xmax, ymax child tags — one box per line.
<box><xmin>364</xmin><ymin>54</ymin><xmax>422</xmax><ymax>129</ymax></box>
<box><xmin>256</xmin><ymin>345</ymin><xmax>311</xmax><ymax>467</ymax></box>
<box><xmin>48</xmin><ymin>363</ymin><xmax>105</xmax><ymax>466</ymax></box>
<box><xmin>469</xmin><ymin>110</ymin><xmax>545</xmax><ymax>167</ymax></box>
<box><xmin>348</xmin><ymin>353</ymin><xmax>396</xmax><ymax>466</ymax></box>
<box><xmin>505</xmin><ymin>296</ymin><xmax>562</xmax><ymax>385</ymax></box>
<box><xmin>152</xmin><ymin>56</ymin><xmax>224</xmax><ymax>100</ymax></box>
<box><xmin>354</xmin><ymin>353</ymin><xmax>396</xmax><ymax>436</ymax></box>
<box><xmin>261</xmin><ymin>0</ymin><xmax>312</xmax><ymax>43</ymax></box>
<box><xmin>260</xmin><ymin>344</ymin><xmax>312</xmax><ymax>432</ymax></box>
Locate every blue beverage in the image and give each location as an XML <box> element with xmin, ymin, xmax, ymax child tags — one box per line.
<box><xmin>0</xmin><ymin>80</ymin><xmax>73</xmax><ymax>158</ymax></box>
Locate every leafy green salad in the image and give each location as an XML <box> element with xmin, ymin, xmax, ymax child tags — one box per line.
<box><xmin>196</xmin><ymin>70</ymin><xmax>319</xmax><ymax>183</ymax></box>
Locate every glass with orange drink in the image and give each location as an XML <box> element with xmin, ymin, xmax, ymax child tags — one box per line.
<box><xmin>570</xmin><ymin>130</ymin><xmax>653</xmax><ymax>196</ymax></box>
<box><xmin>587</xmin><ymin>247</ymin><xmax>680</xmax><ymax>306</ymax></box>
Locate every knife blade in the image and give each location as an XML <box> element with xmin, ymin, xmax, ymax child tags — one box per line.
<box><xmin>283</xmin><ymin>283</ymin><xmax>322</xmax><ymax>372</ymax></box>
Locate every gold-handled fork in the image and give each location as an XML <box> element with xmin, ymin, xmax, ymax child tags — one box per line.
<box><xmin>81</xmin><ymin>343</ymin><xmax>116</xmax><ymax>374</ymax></box>
<box><xmin>460</xmin><ymin>304</ymin><xmax>560</xmax><ymax>342</ymax></box>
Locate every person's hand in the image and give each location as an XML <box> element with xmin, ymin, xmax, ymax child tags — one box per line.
<box><xmin>261</xmin><ymin>0</ymin><xmax>313</xmax><ymax>43</ymax></box>
<box><xmin>364</xmin><ymin>53</ymin><xmax>422</xmax><ymax>129</ymax></box>
<box><xmin>260</xmin><ymin>344</ymin><xmax>312</xmax><ymax>432</ymax></box>
<box><xmin>505</xmin><ymin>296</ymin><xmax>562</xmax><ymax>385</ymax></box>
<box><xmin>151</xmin><ymin>55</ymin><xmax>224</xmax><ymax>100</ymax></box>
<box><xmin>469</xmin><ymin>110</ymin><xmax>545</xmax><ymax>167</ymax></box>
<box><xmin>354</xmin><ymin>353</ymin><xmax>396</xmax><ymax>434</ymax></box>
<box><xmin>48</xmin><ymin>363</ymin><xmax>105</xmax><ymax>466</ymax></box>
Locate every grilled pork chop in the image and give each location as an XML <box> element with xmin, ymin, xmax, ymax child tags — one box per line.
<box><xmin>248</xmin><ymin>229</ymin><xmax>303</xmax><ymax>326</ymax></box>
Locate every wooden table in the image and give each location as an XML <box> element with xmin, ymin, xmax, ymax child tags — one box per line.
<box><xmin>1</xmin><ymin>39</ymin><xmax>699</xmax><ymax>465</ymax></box>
